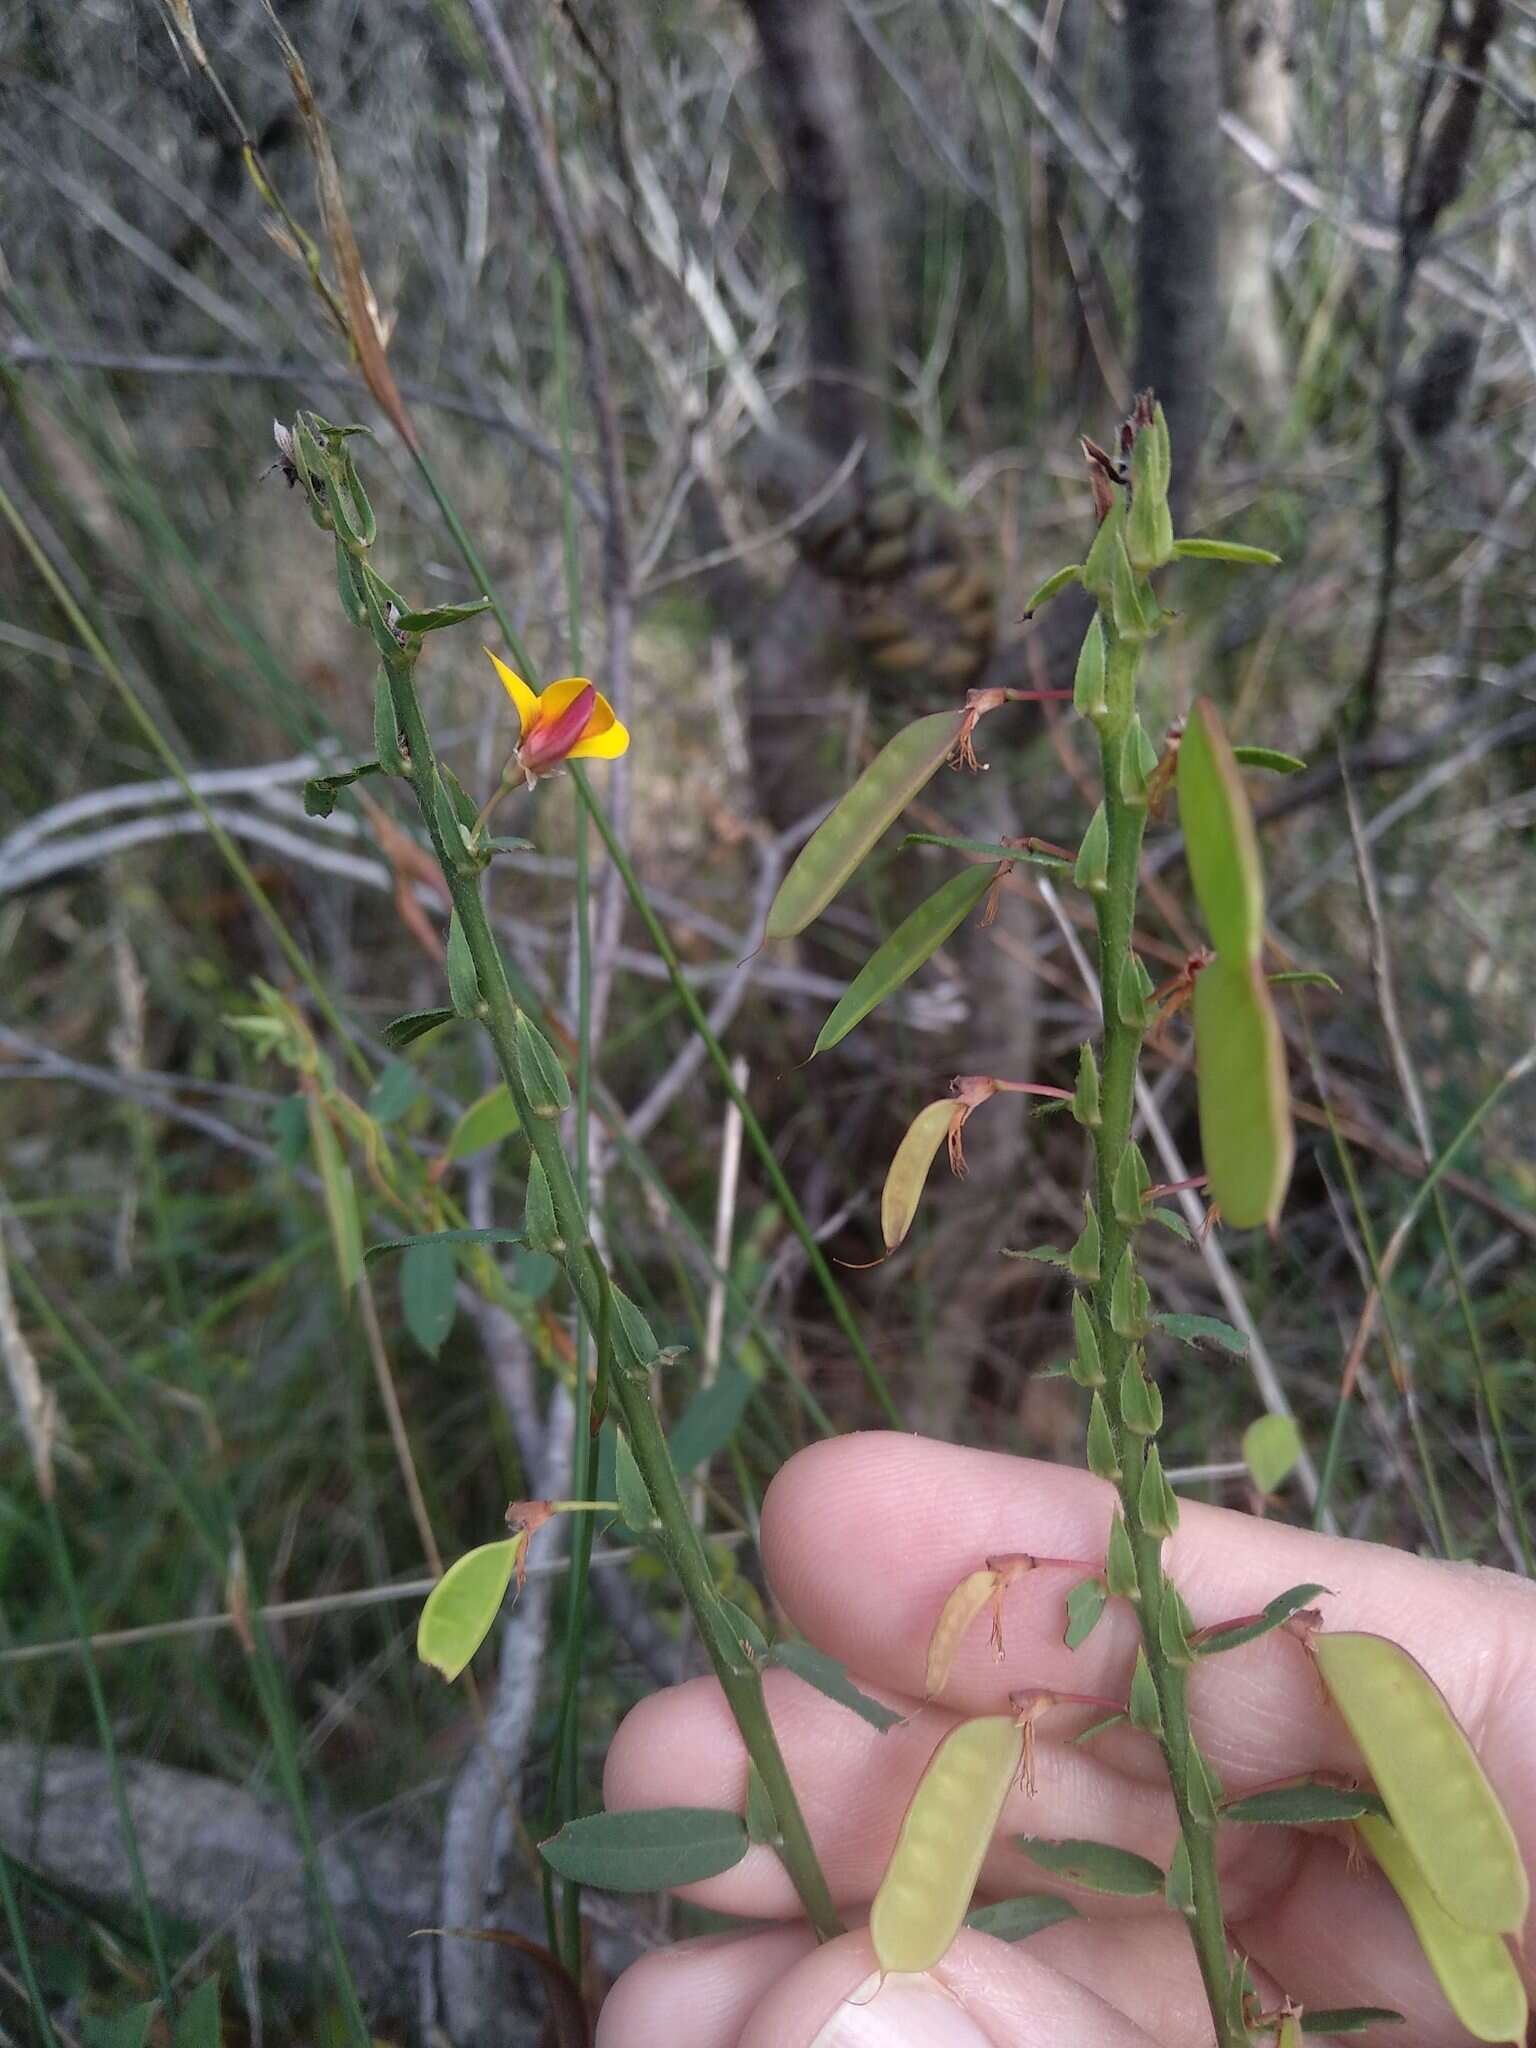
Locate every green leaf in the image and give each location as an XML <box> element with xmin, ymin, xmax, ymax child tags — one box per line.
<box><xmin>1015</xmin><ymin>1838</ymin><xmax>1164</xmax><ymax>1896</ymax></box>
<box><xmin>306</xmin><ymin>1098</ymin><xmax>362</xmax><ymax>1295</ymax></box>
<box><xmin>1002</xmin><ymin>1244</ymin><xmax>1070</xmax><ymax>1270</ymax></box>
<box><xmin>813</xmin><ymin>866</ymin><xmax>993</xmax><ymax>1054</ymax></box>
<box><xmin>1232</xmin><ymin>745</ymin><xmax>1306</xmax><ymax>774</ymax></box>
<box><xmin>514</xmin><ymin>1249</ymin><xmax>560</xmax><ymax>1301</ymax></box>
<box><xmin>1072</xmin><ymin>614</ymin><xmax>1108</xmax><ymax>722</ymax></box>
<box><xmin>1165</xmin><ymin>1837</ymin><xmax>1195</xmax><ymax>1914</ymax></box>
<box><xmin>1070</xmin><ymin>1710</ymin><xmax>1128</xmax><ymax>1746</ymax></box>
<box><xmin>446</xmin><ymin>910</ymin><xmax>480</xmax><ymax>1016</ymax></box>
<box><xmin>614</xmin><ymin>1427</ymin><xmax>657</xmax><ymax>1534</ymax></box>
<box><xmin>1268</xmin><ymin>969</ymin><xmax>1341</xmax><ymax>993</ymax></box>
<box><xmin>540</xmin><ymin>1807</ymin><xmax>750</xmax><ymax>1890</ymax></box>
<box><xmin>394</xmin><ymin>596</ymin><xmax>493</xmax><ymax>632</ymax></box>
<box><xmin>1299</xmin><ymin>2011</ymin><xmax>1404</xmax><ymax>2034</ymax></box>
<box><xmin>610</xmin><ymin>1287</ymin><xmax>660</xmax><ymax>1369</ymax></box>
<box><xmin>1064</xmin><ymin>1576</ymin><xmax>1108</xmax><ymax>1649</ymax></box>
<box><xmin>515</xmin><ymin>1010</ymin><xmax>572</xmax><ymax>1116</ymax></box>
<box><xmin>1172</xmin><ymin>537</ymin><xmax>1281</xmax><ymax>566</ymax></box>
<box><xmin>1019</xmin><ymin>562</ymin><xmax>1083</xmax><ymax>616</ymax></box>
<box><xmin>384</xmin><ymin>1006</ymin><xmax>458</xmax><ymax>1048</ymax></box>
<box><xmin>1178</xmin><ymin>697</ymin><xmax>1265</xmax><ymax>962</ymax></box>
<box><xmin>524</xmin><ymin>1156</ymin><xmax>560</xmax><ymax>1254</ymax></box>
<box><xmin>744</xmin><ymin>1760</ymin><xmax>780</xmax><ymax>1846</ymax></box>
<box><xmin>270</xmin><ymin>1093</ymin><xmax>309</xmax><ymax>1167</ymax></box>
<box><xmin>367</xmin><ymin>1060</ymin><xmax>421</xmax><ymax>1125</ymax></box>
<box><xmin>718</xmin><ymin>1596</ymin><xmax>769</xmax><ymax>1659</ymax></box>
<box><xmin>373</xmin><ymin>666</ymin><xmax>407</xmax><ymax>773</ymax></box>
<box><xmin>766</xmin><ymin>1641</ymin><xmax>904</xmax><ymax>1732</ymax></box>
<box><xmin>1196</xmin><ymin>1583</ymin><xmax>1330</xmax><ymax>1657</ymax></box>
<box><xmin>402</xmin><ymin>1237</ymin><xmax>457</xmax><ymax>1356</ymax></box>
<box><xmin>1223</xmin><ymin>1784</ymin><xmax>1388</xmax><ymax>1826</ymax></box>
<box><xmin>1155</xmin><ymin>1312</ymin><xmax>1249</xmax><ymax>1357</ymax></box>
<box><xmin>1146</xmin><ymin>1205</ymin><xmax>1194</xmax><ymax>1244</ymax></box>
<box><xmin>417</xmin><ymin>1538</ymin><xmax>522</xmax><ymax>1679</ymax></box>
<box><xmin>172</xmin><ymin>1978</ymin><xmax>221</xmax><ymax>2048</ymax></box>
<box><xmin>669</xmin><ymin>1368</ymin><xmax>755</xmax><ymax>1476</ymax></box>
<box><xmin>1192</xmin><ymin>954</ymin><xmax>1294</xmax><ymax>1228</ymax></box>
<box><xmin>365</xmin><ymin>1228</ymin><xmax>525</xmax><ymax>1261</ymax></box>
<box><xmin>965</xmin><ymin>1894</ymin><xmax>1079</xmax><ymax>1942</ymax></box>
<box><xmin>1073</xmin><ymin>803</ymin><xmax>1109</xmax><ymax>892</ymax></box>
<box><xmin>440</xmin><ymin>1084</ymin><xmax>521</xmax><ymax>1165</ymax></box>
<box><xmin>82</xmin><ymin>2007</ymin><xmax>157</xmax><ymax>2048</ymax></box>
<box><xmin>303</xmin><ymin>760</ymin><xmax>381</xmax><ymax>816</ymax></box>
<box><xmin>767</xmin><ymin>709</ymin><xmax>966</xmax><ymax>939</ymax></box>
<box><xmin>1243</xmin><ymin>1413</ymin><xmax>1303</xmax><ymax>1493</ymax></box>
<box><xmin>901</xmin><ymin>833</ymin><xmax>1071</xmax><ymax>874</ymax></box>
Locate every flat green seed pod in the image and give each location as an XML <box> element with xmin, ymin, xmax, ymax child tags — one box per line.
<box><xmin>1193</xmin><ymin>955</ymin><xmax>1293</xmax><ymax>1228</ymax></box>
<box><xmin>1359</xmin><ymin>1817</ymin><xmax>1527</xmax><ymax>2042</ymax></box>
<box><xmin>871</xmin><ymin>1715</ymin><xmax>1024</xmax><ymax>1975</ymax></box>
<box><xmin>1317</xmin><ymin>1635</ymin><xmax>1529</xmax><ymax>1937</ymax></box>
<box><xmin>1179</xmin><ymin>698</ymin><xmax>1265</xmax><ymax>963</ymax></box>
<box><xmin>766</xmin><ymin>710</ymin><xmax>964</xmax><ymax>939</ymax></box>
<box><xmin>881</xmin><ymin>1100</ymin><xmax>954</xmax><ymax>1251</ymax></box>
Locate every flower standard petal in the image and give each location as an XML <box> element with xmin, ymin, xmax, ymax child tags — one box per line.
<box><xmin>484</xmin><ymin>648</ymin><xmax>539</xmax><ymax>735</ymax></box>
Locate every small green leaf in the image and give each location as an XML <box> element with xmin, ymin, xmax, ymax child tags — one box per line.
<box><xmin>1073</xmin><ymin>803</ymin><xmax>1110</xmax><ymax>893</ymax></box>
<box><xmin>418</xmin><ymin>1538</ymin><xmax>522</xmax><ymax>1679</ymax></box>
<box><xmin>767</xmin><ymin>710</ymin><xmax>966</xmax><ymax>939</ymax></box>
<box><xmin>1072</xmin><ymin>1042</ymin><xmax>1101</xmax><ymax>1127</ymax></box>
<box><xmin>1104</xmin><ymin>1515</ymin><xmax>1139</xmax><ymax>1600</ymax></box>
<box><xmin>440</xmin><ymin>1084</ymin><xmax>521</xmax><ymax>1165</ymax></box>
<box><xmin>394</xmin><ymin>596</ymin><xmax>493</xmax><ymax>632</ymax></box>
<box><xmin>1069</xmin><ymin>1199</ymin><xmax>1101</xmax><ymax>1282</ymax></box>
<box><xmin>365</xmin><ymin>1228</ymin><xmax>525</xmax><ymax>1261</ymax></box>
<box><xmin>744</xmin><ymin>1760</ymin><xmax>779</xmax><ymax>1846</ymax></box>
<box><xmin>515</xmin><ymin>1010</ymin><xmax>572</xmax><ymax>1117</ymax></box>
<box><xmin>1070</xmin><ymin>1710</ymin><xmax>1128</xmax><ymax>1746</ymax></box>
<box><xmin>172</xmin><ymin>1978</ymin><xmax>221</xmax><ymax>2048</ymax></box>
<box><xmin>367</xmin><ymin>1061</ymin><xmax>421</xmax><ymax>1125</ymax></box>
<box><xmin>1128</xmin><ymin>1646</ymin><xmax>1162</xmax><ymax>1732</ymax></box>
<box><xmin>1232</xmin><ymin>745</ymin><xmax>1306</xmax><ymax>774</ymax></box>
<box><xmin>540</xmin><ymin>1807</ymin><xmax>750</xmax><ymax>1891</ymax></box>
<box><xmin>718</xmin><ymin>1596</ymin><xmax>769</xmax><ymax>1658</ymax></box>
<box><xmin>384</xmin><ymin>1006</ymin><xmax>458</xmax><ymax>1048</ymax></box>
<box><xmin>1137</xmin><ymin>1443</ymin><xmax>1179</xmax><ymax>1538</ymax></box>
<box><xmin>1197</xmin><ymin>1583</ymin><xmax>1330</xmax><ymax>1656</ymax></box>
<box><xmin>1072</xmin><ymin>614</ymin><xmax>1108</xmax><ymax>722</ymax></box>
<box><xmin>1172</xmin><ymin>537</ymin><xmax>1281</xmax><ymax>566</ymax></box>
<box><xmin>670</xmin><ymin>1368</ymin><xmax>754</xmax><ymax>1476</ymax></box>
<box><xmin>1085</xmin><ymin>1392</ymin><xmax>1120</xmax><ymax>1482</ymax></box>
<box><xmin>271</xmin><ymin>1093</ymin><xmax>309</xmax><ymax>1167</ymax></box>
<box><xmin>1243</xmin><ymin>1413</ymin><xmax>1303</xmax><ymax>1493</ymax></box>
<box><xmin>524</xmin><ymin>1156</ymin><xmax>560</xmax><ymax>1254</ymax></box>
<box><xmin>614</xmin><ymin>1427</ymin><xmax>657</xmax><ymax>1534</ymax></box>
<box><xmin>900</xmin><ymin>834</ymin><xmax>1071</xmax><ymax>874</ymax></box>
<box><xmin>402</xmin><ymin>1237</ymin><xmax>457</xmax><ymax>1355</ymax></box>
<box><xmin>1268</xmin><ymin>969</ymin><xmax>1341</xmax><ymax>993</ymax></box>
<box><xmin>446</xmin><ymin>910</ymin><xmax>480</xmax><ymax>1016</ymax></box>
<box><xmin>766</xmin><ymin>1641</ymin><xmax>904</xmax><ymax>1732</ymax></box>
<box><xmin>965</xmin><ymin>1894</ymin><xmax>1079</xmax><ymax>1942</ymax></box>
<box><xmin>514</xmin><ymin>1249</ymin><xmax>560</xmax><ymax>1301</ymax></box>
<box><xmin>1224</xmin><ymin>1784</ymin><xmax>1388</xmax><ymax>1826</ymax></box>
<box><xmin>1020</xmin><ymin>562</ymin><xmax>1083</xmax><ymax>616</ymax></box>
<box><xmin>1069</xmin><ymin>1294</ymin><xmax>1104</xmax><ymax>1388</ymax></box>
<box><xmin>1299</xmin><ymin>2011</ymin><xmax>1405</xmax><ymax>2034</ymax></box>
<box><xmin>1015</xmin><ymin>1837</ymin><xmax>1164</xmax><ymax>1896</ymax></box>
<box><xmin>1155</xmin><ymin>1312</ymin><xmax>1249</xmax><ymax>1357</ymax></box>
<box><xmin>1164</xmin><ymin>1837</ymin><xmax>1195</xmax><ymax>1914</ymax></box>
<box><xmin>306</xmin><ymin>1097</ymin><xmax>362</xmax><ymax>1296</ymax></box>
<box><xmin>813</xmin><ymin>866</ymin><xmax>993</xmax><ymax>1054</ymax></box>
<box><xmin>303</xmin><ymin>760</ymin><xmax>382</xmax><ymax>816</ymax></box>
<box><xmin>1003</xmin><ymin>1243</ymin><xmax>1071</xmax><ymax>1270</ymax></box>
<box><xmin>610</xmin><ymin>1287</ymin><xmax>660</xmax><ymax>1369</ymax></box>
<box><xmin>1146</xmin><ymin>1205</ymin><xmax>1194</xmax><ymax>1244</ymax></box>
<box><xmin>1064</xmin><ymin>1577</ymin><xmax>1108</xmax><ymax>1649</ymax></box>
<box><xmin>373</xmin><ymin>667</ymin><xmax>407</xmax><ymax>773</ymax></box>
<box><xmin>82</xmin><ymin>2008</ymin><xmax>157</xmax><ymax>2048</ymax></box>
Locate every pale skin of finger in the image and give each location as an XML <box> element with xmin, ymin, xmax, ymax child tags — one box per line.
<box><xmin>603</xmin><ymin>1436</ymin><xmax>1536</xmax><ymax>2045</ymax></box>
<box><xmin>594</xmin><ymin>1926</ymin><xmax>818</xmax><ymax>2048</ymax></box>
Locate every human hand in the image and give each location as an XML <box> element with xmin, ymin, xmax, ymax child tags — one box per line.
<box><xmin>596</xmin><ymin>1433</ymin><xmax>1536</xmax><ymax>2046</ymax></box>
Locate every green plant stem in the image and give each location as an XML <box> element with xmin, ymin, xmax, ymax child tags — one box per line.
<box><xmin>1087</xmin><ymin>628</ymin><xmax>1246</xmax><ymax>2048</ymax></box>
<box><xmin>376</xmin><ymin>638</ymin><xmax>843</xmax><ymax>1943</ymax></box>
<box><xmin>0</xmin><ymin>1845</ymin><xmax>59</xmax><ymax>2048</ymax></box>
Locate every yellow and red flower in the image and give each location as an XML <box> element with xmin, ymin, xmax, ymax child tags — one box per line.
<box><xmin>485</xmin><ymin>648</ymin><xmax>629</xmax><ymax>787</ymax></box>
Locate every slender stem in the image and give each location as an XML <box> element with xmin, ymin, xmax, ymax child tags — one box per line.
<box><xmin>1086</xmin><ymin>625</ymin><xmax>1248</xmax><ymax>2047</ymax></box>
<box><xmin>375</xmin><ymin>633</ymin><xmax>842</xmax><ymax>1941</ymax></box>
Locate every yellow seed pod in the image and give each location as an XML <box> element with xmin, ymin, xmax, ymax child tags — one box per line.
<box><xmin>1314</xmin><ymin>1632</ymin><xmax>1528</xmax><ymax>1936</ymax></box>
<box><xmin>881</xmin><ymin>1099</ymin><xmax>955</xmax><ymax>1251</ymax></box>
<box><xmin>925</xmin><ymin>1568</ymin><xmax>1002</xmax><ymax>1699</ymax></box>
<box><xmin>871</xmin><ymin>1715</ymin><xmax>1024</xmax><ymax>1975</ymax></box>
<box><xmin>1359</xmin><ymin>1817</ymin><xmax>1528</xmax><ymax>2044</ymax></box>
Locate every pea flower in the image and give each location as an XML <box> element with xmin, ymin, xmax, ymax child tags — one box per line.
<box><xmin>485</xmin><ymin>648</ymin><xmax>630</xmax><ymax>788</ymax></box>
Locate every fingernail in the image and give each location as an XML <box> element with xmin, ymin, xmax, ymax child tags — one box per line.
<box><xmin>810</xmin><ymin>1973</ymin><xmax>992</xmax><ymax>2047</ymax></box>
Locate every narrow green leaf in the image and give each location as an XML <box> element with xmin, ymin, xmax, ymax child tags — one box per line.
<box><xmin>1073</xmin><ymin>803</ymin><xmax>1109</xmax><ymax>893</ymax></box>
<box><xmin>670</xmin><ymin>1368</ymin><xmax>754</xmax><ymax>1476</ymax></box>
<box><xmin>365</xmin><ymin>1228</ymin><xmax>525</xmax><ymax>1261</ymax></box>
<box><xmin>744</xmin><ymin>1760</ymin><xmax>780</xmax><ymax>1847</ymax></box>
<box><xmin>1104</xmin><ymin>1515</ymin><xmax>1139</xmax><ymax>1600</ymax></box>
<box><xmin>373</xmin><ymin>666</ymin><xmax>407</xmax><ymax>773</ymax></box>
<box><xmin>1069</xmin><ymin>1199</ymin><xmax>1101</xmax><ymax>1281</ymax></box>
<box><xmin>82</xmin><ymin>2007</ymin><xmax>157</xmax><ymax>2048</ymax></box>
<box><xmin>1165</xmin><ymin>1837</ymin><xmax>1195</xmax><ymax>1914</ymax></box>
<box><xmin>813</xmin><ymin>866</ymin><xmax>992</xmax><ymax>1054</ymax></box>
<box><xmin>900</xmin><ymin>832</ymin><xmax>1072</xmax><ymax>874</ymax></box>
<box><xmin>1072</xmin><ymin>614</ymin><xmax>1108</xmax><ymax>722</ymax></box>
<box><xmin>440</xmin><ymin>1084</ymin><xmax>521</xmax><ymax>1165</ymax></box>
<box><xmin>767</xmin><ymin>709</ymin><xmax>965</xmax><ymax>939</ymax></box>
<box><xmin>1085</xmin><ymin>1392</ymin><xmax>1120</xmax><ymax>1482</ymax></box>
<box><xmin>1129</xmin><ymin>1646</ymin><xmax>1162</xmax><ymax>1732</ymax></box>
<box><xmin>1193</xmin><ymin>954</ymin><xmax>1294</xmax><ymax>1228</ymax></box>
<box><xmin>1015</xmin><ymin>1837</ymin><xmax>1164</xmax><ymax>1897</ymax></box>
<box><xmin>1243</xmin><ymin>1413</ymin><xmax>1303</xmax><ymax>1493</ymax></box>
<box><xmin>306</xmin><ymin>1097</ymin><xmax>362</xmax><ymax>1295</ymax></box>
<box><xmin>383</xmin><ymin>1006</ymin><xmax>457</xmax><ymax>1048</ymax></box>
<box><xmin>1146</xmin><ymin>1205</ymin><xmax>1194</xmax><ymax>1244</ymax></box>
<box><xmin>172</xmin><ymin>1978</ymin><xmax>221</xmax><ymax>2048</ymax></box>
<box><xmin>1197</xmin><ymin>1583</ymin><xmax>1330</xmax><ymax>1657</ymax></box>
<box><xmin>446</xmin><ymin>910</ymin><xmax>480</xmax><ymax>1016</ymax></box>
<box><xmin>367</xmin><ymin>1060</ymin><xmax>421</xmax><ymax>1125</ymax></box>
<box><xmin>1155</xmin><ymin>1312</ymin><xmax>1249</xmax><ymax>1357</ymax></box>
<box><xmin>1224</xmin><ymin>1785</ymin><xmax>1387</xmax><ymax>1826</ymax></box>
<box><xmin>718</xmin><ymin>1596</ymin><xmax>769</xmax><ymax>1659</ymax></box>
<box><xmin>1232</xmin><ymin>745</ymin><xmax>1306</xmax><ymax>774</ymax></box>
<box><xmin>614</xmin><ymin>1427</ymin><xmax>657</xmax><ymax>1534</ymax></box>
<box><xmin>1003</xmin><ymin>1243</ymin><xmax>1071</xmax><ymax>1270</ymax></box>
<box><xmin>303</xmin><ymin>760</ymin><xmax>381</xmax><ymax>815</ymax></box>
<box><xmin>395</xmin><ymin>596</ymin><xmax>493</xmax><ymax>632</ymax></box>
<box><xmin>1069</xmin><ymin>1294</ymin><xmax>1104</xmax><ymax>1388</ymax></box>
<box><xmin>766</xmin><ymin>1641</ymin><xmax>904</xmax><ymax>1732</ymax></box>
<box><xmin>524</xmin><ymin>1156</ymin><xmax>560</xmax><ymax>1254</ymax></box>
<box><xmin>515</xmin><ymin>1009</ymin><xmax>572</xmax><ymax>1116</ymax></box>
<box><xmin>610</xmin><ymin>1287</ymin><xmax>661</xmax><ymax>1369</ymax></box>
<box><xmin>1064</xmin><ymin>1577</ymin><xmax>1108</xmax><ymax>1649</ymax></box>
<box><xmin>1299</xmin><ymin>2010</ymin><xmax>1405</xmax><ymax>2034</ymax></box>
<box><xmin>1020</xmin><ymin>562</ymin><xmax>1083</xmax><ymax>615</ymax></box>
<box><xmin>402</xmin><ymin>1237</ymin><xmax>457</xmax><ymax>1355</ymax></box>
<box><xmin>1268</xmin><ymin>969</ymin><xmax>1341</xmax><ymax>992</ymax></box>
<box><xmin>540</xmin><ymin>1806</ymin><xmax>750</xmax><ymax>1890</ymax></box>
<box><xmin>1070</xmin><ymin>1710</ymin><xmax>1128</xmax><ymax>1746</ymax></box>
<box><xmin>965</xmin><ymin>1894</ymin><xmax>1079</xmax><ymax>1941</ymax></box>
<box><xmin>1172</xmin><ymin>537</ymin><xmax>1281</xmax><ymax>565</ymax></box>
<box><xmin>417</xmin><ymin>1538</ymin><xmax>522</xmax><ymax>1679</ymax></box>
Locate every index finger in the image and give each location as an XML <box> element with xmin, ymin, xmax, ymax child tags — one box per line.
<box><xmin>760</xmin><ymin>1435</ymin><xmax>1536</xmax><ymax>1860</ymax></box>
